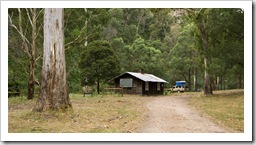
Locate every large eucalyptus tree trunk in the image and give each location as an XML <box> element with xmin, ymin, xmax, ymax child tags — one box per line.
<box><xmin>34</xmin><ymin>8</ymin><xmax>72</xmax><ymax>112</ymax></box>
<box><xmin>196</xmin><ymin>10</ymin><xmax>213</xmax><ymax>95</ymax></box>
<box><xmin>203</xmin><ymin>63</ymin><xmax>212</xmax><ymax>95</ymax></box>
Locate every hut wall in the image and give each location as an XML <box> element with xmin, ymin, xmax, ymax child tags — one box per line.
<box><xmin>133</xmin><ymin>78</ymin><xmax>142</xmax><ymax>94</ymax></box>
<box><xmin>114</xmin><ymin>74</ymin><xmax>143</xmax><ymax>94</ymax></box>
<box><xmin>113</xmin><ymin>73</ymin><xmax>165</xmax><ymax>95</ymax></box>
<box><xmin>142</xmin><ymin>82</ymin><xmax>165</xmax><ymax>95</ymax></box>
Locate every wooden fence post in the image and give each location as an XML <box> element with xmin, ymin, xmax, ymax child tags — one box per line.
<box><xmin>121</xmin><ymin>87</ymin><xmax>123</xmax><ymax>97</ymax></box>
<box><xmin>21</xmin><ymin>91</ymin><xmax>23</xmax><ymax>101</ymax></box>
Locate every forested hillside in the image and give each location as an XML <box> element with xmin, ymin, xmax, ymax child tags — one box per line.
<box><xmin>8</xmin><ymin>8</ymin><xmax>244</xmax><ymax>98</ymax></box>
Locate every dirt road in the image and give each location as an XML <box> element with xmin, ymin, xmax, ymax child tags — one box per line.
<box><xmin>136</xmin><ymin>94</ymin><xmax>228</xmax><ymax>133</ymax></box>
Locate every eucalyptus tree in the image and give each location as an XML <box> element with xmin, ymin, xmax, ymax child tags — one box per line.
<box><xmin>34</xmin><ymin>8</ymin><xmax>72</xmax><ymax>112</ymax></box>
<box><xmin>64</xmin><ymin>8</ymin><xmax>88</xmax><ymax>49</ymax></box>
<box><xmin>207</xmin><ymin>8</ymin><xmax>244</xmax><ymax>89</ymax></box>
<box><xmin>123</xmin><ymin>37</ymin><xmax>164</xmax><ymax>77</ymax></box>
<box><xmin>8</xmin><ymin>8</ymin><xmax>44</xmax><ymax>99</ymax></box>
<box><xmin>149</xmin><ymin>9</ymin><xmax>172</xmax><ymax>41</ymax></box>
<box><xmin>193</xmin><ymin>9</ymin><xmax>213</xmax><ymax>94</ymax></box>
<box><xmin>169</xmin><ymin>23</ymin><xmax>201</xmax><ymax>91</ymax></box>
<box><xmin>183</xmin><ymin>8</ymin><xmax>244</xmax><ymax>94</ymax></box>
<box><xmin>183</xmin><ymin>8</ymin><xmax>216</xmax><ymax>94</ymax></box>
<box><xmin>86</xmin><ymin>8</ymin><xmax>110</xmax><ymax>43</ymax></box>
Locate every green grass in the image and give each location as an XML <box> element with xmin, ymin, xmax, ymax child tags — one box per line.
<box><xmin>189</xmin><ymin>89</ymin><xmax>244</xmax><ymax>132</ymax></box>
<box><xmin>8</xmin><ymin>94</ymin><xmax>148</xmax><ymax>133</ymax></box>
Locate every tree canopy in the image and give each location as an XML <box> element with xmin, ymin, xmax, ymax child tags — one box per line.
<box><xmin>79</xmin><ymin>40</ymin><xmax>120</xmax><ymax>94</ymax></box>
<box><xmin>8</xmin><ymin>8</ymin><xmax>244</xmax><ymax>97</ymax></box>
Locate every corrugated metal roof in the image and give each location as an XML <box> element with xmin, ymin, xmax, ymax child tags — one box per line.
<box><xmin>111</xmin><ymin>72</ymin><xmax>168</xmax><ymax>83</ymax></box>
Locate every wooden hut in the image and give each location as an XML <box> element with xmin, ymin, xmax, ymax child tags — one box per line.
<box><xmin>110</xmin><ymin>72</ymin><xmax>168</xmax><ymax>95</ymax></box>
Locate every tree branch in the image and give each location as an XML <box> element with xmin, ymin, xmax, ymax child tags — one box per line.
<box><xmin>16</xmin><ymin>59</ymin><xmax>29</xmax><ymax>75</ymax></box>
<box><xmin>35</xmin><ymin>8</ymin><xmax>43</xmax><ymax>20</ymax></box>
<box><xmin>64</xmin><ymin>9</ymin><xmax>74</xmax><ymax>29</ymax></box>
<box><xmin>64</xmin><ymin>25</ymin><xmax>87</xmax><ymax>47</ymax></box>
<box><xmin>26</xmin><ymin>8</ymin><xmax>33</xmax><ymax>28</ymax></box>
<box><xmin>8</xmin><ymin>14</ymin><xmax>31</xmax><ymax>45</ymax></box>
<box><xmin>36</xmin><ymin>54</ymin><xmax>42</xmax><ymax>62</ymax></box>
<box><xmin>65</xmin><ymin>9</ymin><xmax>92</xmax><ymax>49</ymax></box>
<box><xmin>8</xmin><ymin>10</ymin><xmax>32</xmax><ymax>58</ymax></box>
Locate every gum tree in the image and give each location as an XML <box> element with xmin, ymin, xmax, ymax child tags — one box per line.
<box><xmin>34</xmin><ymin>8</ymin><xmax>72</xmax><ymax>112</ymax></box>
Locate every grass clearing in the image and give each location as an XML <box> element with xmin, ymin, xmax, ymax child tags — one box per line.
<box><xmin>8</xmin><ymin>89</ymin><xmax>244</xmax><ymax>133</ymax></box>
<box><xmin>189</xmin><ymin>89</ymin><xmax>244</xmax><ymax>132</ymax></box>
<box><xmin>8</xmin><ymin>94</ymin><xmax>149</xmax><ymax>133</ymax></box>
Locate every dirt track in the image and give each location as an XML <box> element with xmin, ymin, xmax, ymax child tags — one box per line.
<box><xmin>136</xmin><ymin>94</ymin><xmax>228</xmax><ymax>133</ymax></box>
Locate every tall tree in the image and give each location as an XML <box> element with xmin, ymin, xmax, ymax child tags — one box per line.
<box><xmin>123</xmin><ymin>37</ymin><xmax>163</xmax><ymax>76</ymax></box>
<box><xmin>183</xmin><ymin>9</ymin><xmax>213</xmax><ymax>95</ymax></box>
<box><xmin>195</xmin><ymin>9</ymin><xmax>213</xmax><ymax>95</ymax></box>
<box><xmin>207</xmin><ymin>9</ymin><xmax>244</xmax><ymax>90</ymax></box>
<box><xmin>182</xmin><ymin>8</ymin><xmax>244</xmax><ymax>93</ymax></box>
<box><xmin>149</xmin><ymin>9</ymin><xmax>172</xmax><ymax>41</ymax></box>
<box><xmin>8</xmin><ymin>8</ymin><xmax>43</xmax><ymax>99</ymax></box>
<box><xmin>169</xmin><ymin>22</ymin><xmax>201</xmax><ymax>91</ymax></box>
<box><xmin>34</xmin><ymin>8</ymin><xmax>72</xmax><ymax>112</ymax></box>
<box><xmin>79</xmin><ymin>40</ymin><xmax>120</xmax><ymax>94</ymax></box>
<box><xmin>64</xmin><ymin>9</ymin><xmax>88</xmax><ymax>93</ymax></box>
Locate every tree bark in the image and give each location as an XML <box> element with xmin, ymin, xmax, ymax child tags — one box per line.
<box><xmin>220</xmin><ymin>76</ymin><xmax>223</xmax><ymax>90</ymax></box>
<box><xmin>215</xmin><ymin>76</ymin><xmax>219</xmax><ymax>90</ymax></box>
<box><xmin>27</xmin><ymin>9</ymin><xmax>37</xmax><ymax>100</ymax></box>
<box><xmin>204</xmin><ymin>74</ymin><xmax>212</xmax><ymax>94</ymax></box>
<box><xmin>27</xmin><ymin>57</ymin><xmax>35</xmax><ymax>99</ymax></box>
<box><xmin>193</xmin><ymin>68</ymin><xmax>197</xmax><ymax>92</ymax></box>
<box><xmin>238</xmin><ymin>73</ymin><xmax>243</xmax><ymax>89</ymax></box>
<box><xmin>188</xmin><ymin>68</ymin><xmax>191</xmax><ymax>91</ymax></box>
<box><xmin>196</xmin><ymin>11</ymin><xmax>213</xmax><ymax>95</ymax></box>
<box><xmin>203</xmin><ymin>54</ymin><xmax>212</xmax><ymax>95</ymax></box>
<box><xmin>34</xmin><ymin>8</ymin><xmax>72</xmax><ymax>112</ymax></box>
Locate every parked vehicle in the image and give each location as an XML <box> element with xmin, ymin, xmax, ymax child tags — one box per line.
<box><xmin>170</xmin><ymin>81</ymin><xmax>188</xmax><ymax>93</ymax></box>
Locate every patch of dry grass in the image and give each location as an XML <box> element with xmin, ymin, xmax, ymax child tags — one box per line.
<box><xmin>8</xmin><ymin>94</ymin><xmax>149</xmax><ymax>133</ymax></box>
<box><xmin>189</xmin><ymin>89</ymin><xmax>244</xmax><ymax>132</ymax></box>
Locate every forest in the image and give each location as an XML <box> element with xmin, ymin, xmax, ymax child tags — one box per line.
<box><xmin>8</xmin><ymin>8</ymin><xmax>244</xmax><ymax>100</ymax></box>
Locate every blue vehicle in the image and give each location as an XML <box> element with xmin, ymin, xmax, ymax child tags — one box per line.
<box><xmin>171</xmin><ymin>81</ymin><xmax>188</xmax><ymax>92</ymax></box>
<box><xmin>176</xmin><ymin>81</ymin><xmax>186</xmax><ymax>87</ymax></box>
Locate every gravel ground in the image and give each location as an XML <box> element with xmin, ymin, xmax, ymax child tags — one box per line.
<box><xmin>136</xmin><ymin>94</ymin><xmax>228</xmax><ymax>133</ymax></box>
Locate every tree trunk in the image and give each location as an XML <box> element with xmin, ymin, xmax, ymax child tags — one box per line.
<box><xmin>204</xmin><ymin>74</ymin><xmax>212</xmax><ymax>94</ymax></box>
<box><xmin>27</xmin><ymin>9</ymin><xmax>37</xmax><ymax>100</ymax></box>
<box><xmin>196</xmin><ymin>13</ymin><xmax>212</xmax><ymax>95</ymax></box>
<box><xmin>97</xmin><ymin>79</ymin><xmax>100</xmax><ymax>94</ymax></box>
<box><xmin>188</xmin><ymin>68</ymin><xmax>191</xmax><ymax>91</ymax></box>
<box><xmin>34</xmin><ymin>8</ymin><xmax>72</xmax><ymax>112</ymax></box>
<box><xmin>27</xmin><ymin>58</ymin><xmax>35</xmax><ymax>99</ymax></box>
<box><xmin>220</xmin><ymin>76</ymin><xmax>223</xmax><ymax>90</ymax></box>
<box><xmin>202</xmin><ymin>37</ymin><xmax>212</xmax><ymax>95</ymax></box>
<box><xmin>193</xmin><ymin>68</ymin><xmax>197</xmax><ymax>92</ymax></box>
<box><xmin>203</xmin><ymin>57</ymin><xmax>212</xmax><ymax>95</ymax></box>
<box><xmin>224</xmin><ymin>78</ymin><xmax>226</xmax><ymax>90</ymax></box>
<box><xmin>136</xmin><ymin>11</ymin><xmax>144</xmax><ymax>35</ymax></box>
<box><xmin>237</xmin><ymin>72</ymin><xmax>243</xmax><ymax>89</ymax></box>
